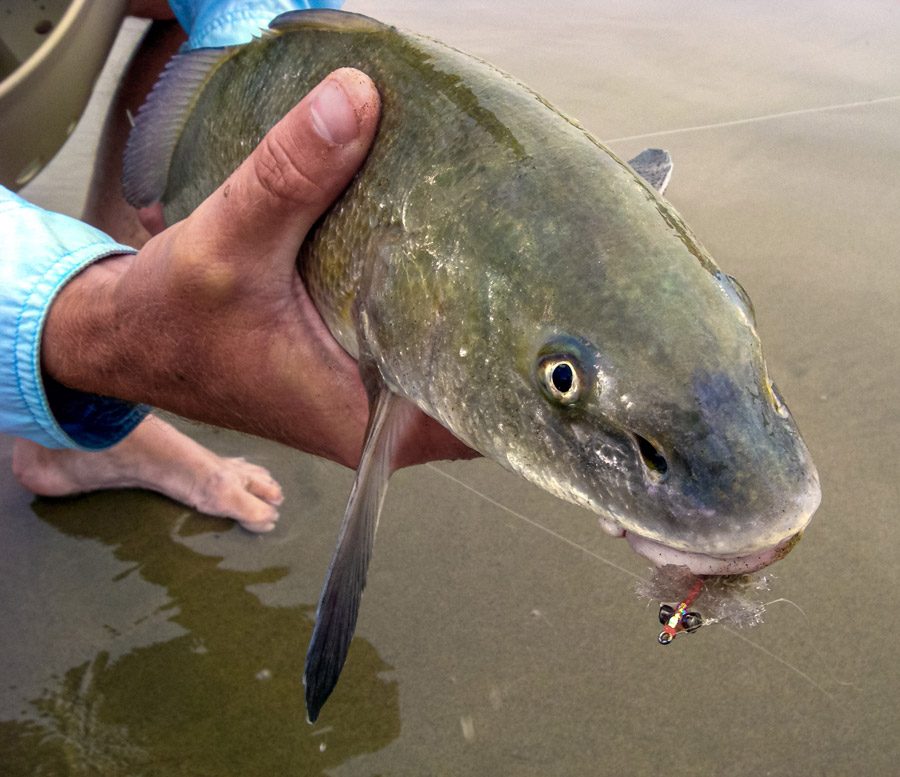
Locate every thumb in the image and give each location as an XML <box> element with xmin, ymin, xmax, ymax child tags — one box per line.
<box><xmin>186</xmin><ymin>67</ymin><xmax>380</xmax><ymax>264</ymax></box>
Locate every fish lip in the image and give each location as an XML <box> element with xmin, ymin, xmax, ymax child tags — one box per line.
<box><xmin>617</xmin><ymin>471</ymin><xmax>821</xmax><ymax>575</ymax></box>
<box><xmin>622</xmin><ymin>530</ymin><xmax>803</xmax><ymax>576</ymax></box>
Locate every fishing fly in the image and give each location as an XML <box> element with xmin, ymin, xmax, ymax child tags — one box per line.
<box><xmin>657</xmin><ymin>577</ymin><xmax>704</xmax><ymax>644</ymax></box>
<box><xmin>639</xmin><ymin>565</ymin><xmax>774</xmax><ymax>644</ymax></box>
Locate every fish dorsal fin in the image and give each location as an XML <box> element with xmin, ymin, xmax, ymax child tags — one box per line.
<box><xmin>628</xmin><ymin>148</ymin><xmax>673</xmax><ymax>195</ymax></box>
<box><xmin>122</xmin><ymin>47</ymin><xmax>234</xmax><ymax>207</ymax></box>
<box><xmin>303</xmin><ymin>383</ymin><xmax>417</xmax><ymax>723</ymax></box>
<box><xmin>269</xmin><ymin>8</ymin><xmax>388</xmax><ymax>34</ymax></box>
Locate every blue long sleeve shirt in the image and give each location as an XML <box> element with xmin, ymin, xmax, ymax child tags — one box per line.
<box><xmin>0</xmin><ymin>188</ymin><xmax>146</xmax><ymax>449</ymax></box>
<box><xmin>0</xmin><ymin>0</ymin><xmax>339</xmax><ymax>449</ymax></box>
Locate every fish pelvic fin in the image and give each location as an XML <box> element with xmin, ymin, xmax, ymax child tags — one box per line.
<box><xmin>303</xmin><ymin>385</ymin><xmax>416</xmax><ymax>723</ymax></box>
<box><xmin>628</xmin><ymin>148</ymin><xmax>673</xmax><ymax>195</ymax></box>
<box><xmin>122</xmin><ymin>47</ymin><xmax>234</xmax><ymax>207</ymax></box>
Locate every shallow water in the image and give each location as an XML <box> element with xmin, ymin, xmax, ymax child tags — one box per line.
<box><xmin>4</xmin><ymin>1</ymin><xmax>900</xmax><ymax>774</ymax></box>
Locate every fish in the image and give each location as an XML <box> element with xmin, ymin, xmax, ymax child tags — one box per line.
<box><xmin>123</xmin><ymin>9</ymin><xmax>821</xmax><ymax>722</ymax></box>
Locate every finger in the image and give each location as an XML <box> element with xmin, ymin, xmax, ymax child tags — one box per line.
<box><xmin>187</xmin><ymin>67</ymin><xmax>380</xmax><ymax>266</ymax></box>
<box><xmin>137</xmin><ymin>203</ymin><xmax>166</xmax><ymax>235</ymax></box>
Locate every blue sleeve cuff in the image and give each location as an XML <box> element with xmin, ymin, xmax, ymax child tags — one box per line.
<box><xmin>168</xmin><ymin>0</ymin><xmax>343</xmax><ymax>49</ymax></box>
<box><xmin>0</xmin><ymin>187</ymin><xmax>150</xmax><ymax>450</ymax></box>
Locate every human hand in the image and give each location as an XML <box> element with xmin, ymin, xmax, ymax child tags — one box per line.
<box><xmin>42</xmin><ymin>68</ymin><xmax>476</xmax><ymax>470</ymax></box>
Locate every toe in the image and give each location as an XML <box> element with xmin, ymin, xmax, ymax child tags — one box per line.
<box><xmin>225</xmin><ymin>457</ymin><xmax>285</xmax><ymax>506</ymax></box>
<box><xmin>246</xmin><ymin>473</ymin><xmax>284</xmax><ymax>506</ymax></box>
<box><xmin>241</xmin><ymin>519</ymin><xmax>278</xmax><ymax>534</ymax></box>
<box><xmin>192</xmin><ymin>466</ymin><xmax>281</xmax><ymax>528</ymax></box>
<box><xmin>221</xmin><ymin>485</ymin><xmax>280</xmax><ymax>529</ymax></box>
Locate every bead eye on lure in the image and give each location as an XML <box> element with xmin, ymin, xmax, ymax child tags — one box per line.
<box><xmin>657</xmin><ymin>577</ymin><xmax>705</xmax><ymax>644</ymax></box>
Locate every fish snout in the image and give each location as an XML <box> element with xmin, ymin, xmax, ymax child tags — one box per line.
<box><xmin>619</xmin><ymin>401</ymin><xmax>821</xmax><ymax>572</ymax></box>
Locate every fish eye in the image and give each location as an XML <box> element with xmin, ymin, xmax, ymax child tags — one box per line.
<box><xmin>536</xmin><ymin>336</ymin><xmax>595</xmax><ymax>406</ymax></box>
<box><xmin>551</xmin><ymin>363</ymin><xmax>574</xmax><ymax>393</ymax></box>
<box><xmin>716</xmin><ymin>272</ymin><xmax>756</xmax><ymax>327</ymax></box>
<box><xmin>539</xmin><ymin>357</ymin><xmax>581</xmax><ymax>404</ymax></box>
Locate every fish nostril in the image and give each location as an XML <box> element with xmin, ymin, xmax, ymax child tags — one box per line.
<box><xmin>634</xmin><ymin>434</ymin><xmax>669</xmax><ymax>479</ymax></box>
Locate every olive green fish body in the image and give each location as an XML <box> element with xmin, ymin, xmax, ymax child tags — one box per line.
<box><xmin>125</xmin><ymin>10</ymin><xmax>820</xmax><ymax>721</ymax></box>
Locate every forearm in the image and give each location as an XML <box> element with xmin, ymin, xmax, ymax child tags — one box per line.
<box><xmin>40</xmin><ymin>254</ymin><xmax>134</xmax><ymax>395</ymax></box>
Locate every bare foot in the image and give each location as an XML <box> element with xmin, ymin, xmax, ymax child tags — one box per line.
<box><xmin>12</xmin><ymin>415</ymin><xmax>284</xmax><ymax>532</ymax></box>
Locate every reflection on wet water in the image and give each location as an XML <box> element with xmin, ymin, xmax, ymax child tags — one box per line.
<box><xmin>1</xmin><ymin>492</ymin><xmax>398</xmax><ymax>775</ymax></box>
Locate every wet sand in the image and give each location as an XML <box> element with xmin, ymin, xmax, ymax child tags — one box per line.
<box><xmin>3</xmin><ymin>2</ymin><xmax>900</xmax><ymax>774</ymax></box>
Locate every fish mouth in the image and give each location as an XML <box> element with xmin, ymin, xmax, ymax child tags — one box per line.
<box><xmin>622</xmin><ymin>530</ymin><xmax>803</xmax><ymax>576</ymax></box>
<box><xmin>596</xmin><ymin>471</ymin><xmax>820</xmax><ymax>576</ymax></box>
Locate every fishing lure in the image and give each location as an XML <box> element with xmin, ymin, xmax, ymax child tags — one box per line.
<box><xmin>638</xmin><ymin>564</ymin><xmax>771</xmax><ymax>643</ymax></box>
<box><xmin>657</xmin><ymin>577</ymin><xmax>704</xmax><ymax>644</ymax></box>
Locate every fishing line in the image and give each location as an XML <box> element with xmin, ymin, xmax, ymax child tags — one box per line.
<box><xmin>757</xmin><ymin>596</ymin><xmax>862</xmax><ymax>692</ymax></box>
<box><xmin>605</xmin><ymin>94</ymin><xmax>900</xmax><ymax>144</ymax></box>
<box><xmin>425</xmin><ymin>463</ymin><xmax>643</xmax><ymax>582</ymax></box>
<box><xmin>722</xmin><ymin>625</ymin><xmax>837</xmax><ymax>702</ymax></box>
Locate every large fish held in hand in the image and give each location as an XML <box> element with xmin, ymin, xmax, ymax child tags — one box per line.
<box><xmin>123</xmin><ymin>10</ymin><xmax>821</xmax><ymax>722</ymax></box>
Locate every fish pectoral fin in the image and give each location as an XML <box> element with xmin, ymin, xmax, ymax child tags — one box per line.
<box><xmin>123</xmin><ymin>46</ymin><xmax>236</xmax><ymax>207</ymax></box>
<box><xmin>303</xmin><ymin>386</ymin><xmax>416</xmax><ymax>723</ymax></box>
<box><xmin>628</xmin><ymin>148</ymin><xmax>674</xmax><ymax>195</ymax></box>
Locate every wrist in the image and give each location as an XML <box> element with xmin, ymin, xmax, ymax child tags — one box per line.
<box><xmin>41</xmin><ymin>253</ymin><xmax>136</xmax><ymax>395</ymax></box>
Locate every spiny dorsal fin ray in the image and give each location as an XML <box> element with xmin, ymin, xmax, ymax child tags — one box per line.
<box><xmin>303</xmin><ymin>386</ymin><xmax>417</xmax><ymax>723</ymax></box>
<box><xmin>628</xmin><ymin>148</ymin><xmax>673</xmax><ymax>195</ymax></box>
<box><xmin>269</xmin><ymin>8</ymin><xmax>389</xmax><ymax>34</ymax></box>
<box><xmin>122</xmin><ymin>47</ymin><xmax>235</xmax><ymax>207</ymax></box>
